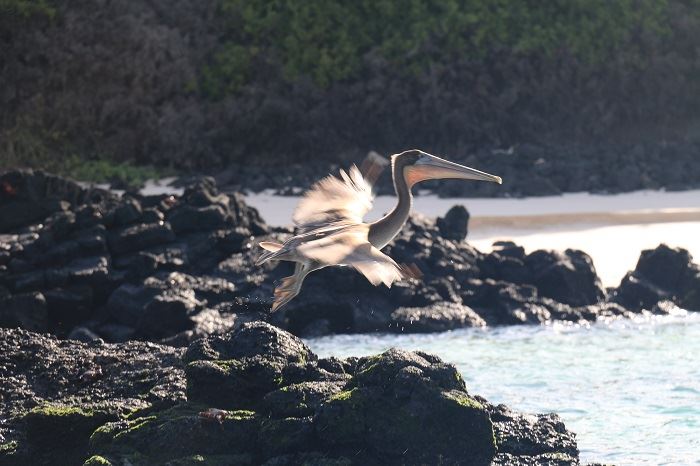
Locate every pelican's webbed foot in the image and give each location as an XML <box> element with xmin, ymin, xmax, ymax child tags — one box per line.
<box><xmin>271</xmin><ymin>276</ymin><xmax>302</xmax><ymax>312</ymax></box>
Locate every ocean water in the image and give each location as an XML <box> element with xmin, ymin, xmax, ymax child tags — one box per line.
<box><xmin>306</xmin><ymin>311</ymin><xmax>700</xmax><ymax>465</ymax></box>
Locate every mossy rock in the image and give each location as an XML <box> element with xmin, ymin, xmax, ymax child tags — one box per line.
<box><xmin>83</xmin><ymin>455</ymin><xmax>112</xmax><ymax>466</ymax></box>
<box><xmin>0</xmin><ymin>441</ymin><xmax>19</xmax><ymax>466</ymax></box>
<box><xmin>22</xmin><ymin>403</ymin><xmax>119</xmax><ymax>465</ymax></box>
<box><xmin>262</xmin><ymin>381</ymin><xmax>344</xmax><ymax>418</ymax></box>
<box><xmin>88</xmin><ymin>404</ymin><xmax>259</xmax><ymax>464</ymax></box>
<box><xmin>24</xmin><ymin>405</ymin><xmax>116</xmax><ymax>445</ymax></box>
<box><xmin>185</xmin><ymin>357</ymin><xmax>286</xmax><ymax>409</ymax></box>
<box><xmin>258</xmin><ymin>417</ymin><xmax>314</xmax><ymax>457</ymax></box>
<box><xmin>315</xmin><ymin>349</ymin><xmax>496</xmax><ymax>465</ymax></box>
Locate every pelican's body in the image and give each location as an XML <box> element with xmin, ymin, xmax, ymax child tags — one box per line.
<box><xmin>257</xmin><ymin>149</ymin><xmax>502</xmax><ymax>310</ymax></box>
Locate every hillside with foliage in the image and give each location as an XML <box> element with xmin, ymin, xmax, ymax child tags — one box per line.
<box><xmin>1</xmin><ymin>0</ymin><xmax>700</xmax><ymax>179</ymax></box>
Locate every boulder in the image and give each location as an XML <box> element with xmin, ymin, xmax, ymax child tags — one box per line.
<box><xmin>524</xmin><ymin>249</ymin><xmax>605</xmax><ymax>306</ymax></box>
<box><xmin>168</xmin><ymin>204</ymin><xmax>228</xmax><ymax>233</ymax></box>
<box><xmin>462</xmin><ymin>279</ymin><xmax>551</xmax><ymax>326</ymax></box>
<box><xmin>488</xmin><ymin>403</ymin><xmax>579</xmax><ymax>465</ymax></box>
<box><xmin>0</xmin><ymin>291</ymin><xmax>49</xmax><ymax>332</ymax></box>
<box><xmin>436</xmin><ymin>205</ymin><xmax>470</xmax><ymax>240</ymax></box>
<box><xmin>0</xmin><ymin>169</ymin><xmax>104</xmax><ymax>233</ymax></box>
<box><xmin>613</xmin><ymin>244</ymin><xmax>700</xmax><ymax>311</ymax></box>
<box><xmin>107</xmin><ymin>274</ymin><xmax>207</xmax><ymax>339</ymax></box>
<box><xmin>316</xmin><ymin>349</ymin><xmax>496</xmax><ymax>465</ymax></box>
<box><xmin>111</xmin><ymin>197</ymin><xmax>142</xmax><ymax>226</ymax></box>
<box><xmin>108</xmin><ymin>222</ymin><xmax>176</xmax><ymax>255</ymax></box>
<box><xmin>390</xmin><ymin>301</ymin><xmax>487</xmax><ymax>332</ymax></box>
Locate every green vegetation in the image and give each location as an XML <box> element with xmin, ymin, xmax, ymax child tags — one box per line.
<box><xmin>28</xmin><ymin>404</ymin><xmax>95</xmax><ymax>418</ymax></box>
<box><xmin>0</xmin><ymin>143</ymin><xmax>170</xmax><ymax>187</ymax></box>
<box><xmin>2</xmin><ymin>0</ymin><xmax>699</xmax><ymax>174</ymax></box>
<box><xmin>204</xmin><ymin>0</ymin><xmax>674</xmax><ymax>94</ymax></box>
<box><xmin>0</xmin><ymin>440</ymin><xmax>18</xmax><ymax>454</ymax></box>
<box><xmin>443</xmin><ymin>390</ymin><xmax>485</xmax><ymax>411</ymax></box>
<box><xmin>1</xmin><ymin>103</ymin><xmax>170</xmax><ymax>187</ymax></box>
<box><xmin>0</xmin><ymin>0</ymin><xmax>55</xmax><ymax>19</ymax></box>
<box><xmin>63</xmin><ymin>157</ymin><xmax>168</xmax><ymax>187</ymax></box>
<box><xmin>209</xmin><ymin>359</ymin><xmax>243</xmax><ymax>371</ymax></box>
<box><xmin>329</xmin><ymin>388</ymin><xmax>359</xmax><ymax>402</ymax></box>
<box><xmin>113</xmin><ymin>416</ymin><xmax>157</xmax><ymax>440</ymax></box>
<box><xmin>229</xmin><ymin>410</ymin><xmax>256</xmax><ymax>420</ymax></box>
<box><xmin>83</xmin><ymin>455</ymin><xmax>112</xmax><ymax>466</ymax></box>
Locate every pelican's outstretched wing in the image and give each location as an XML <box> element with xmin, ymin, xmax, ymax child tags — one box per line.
<box><xmin>347</xmin><ymin>244</ymin><xmax>405</xmax><ymax>287</ymax></box>
<box><xmin>296</xmin><ymin>224</ymin><xmax>405</xmax><ymax>287</ymax></box>
<box><xmin>293</xmin><ymin>165</ymin><xmax>373</xmax><ymax>233</ymax></box>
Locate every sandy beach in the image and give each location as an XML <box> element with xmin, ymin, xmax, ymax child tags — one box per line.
<box><xmin>245</xmin><ymin>189</ymin><xmax>700</xmax><ymax>287</ymax></box>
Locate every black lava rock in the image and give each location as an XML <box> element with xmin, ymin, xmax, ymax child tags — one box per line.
<box><xmin>524</xmin><ymin>249</ymin><xmax>605</xmax><ymax>307</ymax></box>
<box><xmin>436</xmin><ymin>205</ymin><xmax>470</xmax><ymax>240</ymax></box>
<box><xmin>0</xmin><ymin>324</ymin><xmax>583</xmax><ymax>466</ymax></box>
<box><xmin>613</xmin><ymin>244</ymin><xmax>700</xmax><ymax>311</ymax></box>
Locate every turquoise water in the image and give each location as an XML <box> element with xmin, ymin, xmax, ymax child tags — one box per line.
<box><xmin>306</xmin><ymin>311</ymin><xmax>700</xmax><ymax>465</ymax></box>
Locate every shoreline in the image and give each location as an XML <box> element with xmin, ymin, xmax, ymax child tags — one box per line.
<box><xmin>243</xmin><ymin>187</ymin><xmax>700</xmax><ymax>226</ymax></box>
<box><xmin>2</xmin><ymin>168</ymin><xmax>699</xmax><ymax>465</ymax></box>
<box><xmin>244</xmin><ymin>189</ymin><xmax>700</xmax><ymax>288</ymax></box>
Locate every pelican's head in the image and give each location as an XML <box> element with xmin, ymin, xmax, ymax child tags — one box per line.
<box><xmin>393</xmin><ymin>149</ymin><xmax>502</xmax><ymax>187</ymax></box>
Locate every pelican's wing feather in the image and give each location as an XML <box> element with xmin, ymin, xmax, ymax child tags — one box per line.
<box><xmin>296</xmin><ymin>224</ymin><xmax>369</xmax><ymax>265</ymax></box>
<box><xmin>348</xmin><ymin>244</ymin><xmax>405</xmax><ymax>287</ymax></box>
<box><xmin>296</xmin><ymin>225</ymin><xmax>404</xmax><ymax>287</ymax></box>
<box><xmin>293</xmin><ymin>165</ymin><xmax>373</xmax><ymax>232</ymax></box>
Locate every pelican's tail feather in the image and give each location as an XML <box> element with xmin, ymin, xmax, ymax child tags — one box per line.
<box><xmin>256</xmin><ymin>241</ymin><xmax>284</xmax><ymax>266</ymax></box>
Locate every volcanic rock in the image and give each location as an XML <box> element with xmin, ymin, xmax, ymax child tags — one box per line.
<box><xmin>613</xmin><ymin>244</ymin><xmax>700</xmax><ymax>312</ymax></box>
<box><xmin>0</xmin><ymin>323</ymin><xmax>583</xmax><ymax>466</ymax></box>
<box><xmin>436</xmin><ymin>205</ymin><xmax>470</xmax><ymax>240</ymax></box>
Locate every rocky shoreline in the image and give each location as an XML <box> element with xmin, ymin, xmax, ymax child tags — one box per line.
<box><xmin>1</xmin><ymin>169</ymin><xmax>698</xmax><ymax>345</ymax></box>
<box><xmin>1</xmin><ymin>322</ymin><xmax>581</xmax><ymax>465</ymax></box>
<box><xmin>2</xmin><ymin>169</ymin><xmax>697</xmax><ymax>464</ymax></box>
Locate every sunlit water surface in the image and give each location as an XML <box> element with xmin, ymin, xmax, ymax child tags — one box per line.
<box><xmin>306</xmin><ymin>312</ymin><xmax>700</xmax><ymax>465</ymax></box>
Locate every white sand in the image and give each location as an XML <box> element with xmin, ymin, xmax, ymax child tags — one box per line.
<box><xmin>469</xmin><ymin>222</ymin><xmax>700</xmax><ymax>287</ymax></box>
<box><xmin>245</xmin><ymin>189</ymin><xmax>700</xmax><ymax>287</ymax></box>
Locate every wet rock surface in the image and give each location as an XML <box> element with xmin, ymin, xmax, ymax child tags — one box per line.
<box><xmin>1</xmin><ymin>169</ymin><xmax>695</xmax><ymax>343</ymax></box>
<box><xmin>0</xmin><ymin>323</ymin><xmax>582</xmax><ymax>465</ymax></box>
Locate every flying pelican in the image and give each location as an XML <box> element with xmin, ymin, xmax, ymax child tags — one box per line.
<box><xmin>256</xmin><ymin>149</ymin><xmax>502</xmax><ymax>311</ymax></box>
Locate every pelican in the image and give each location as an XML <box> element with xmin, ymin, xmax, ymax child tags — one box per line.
<box><xmin>256</xmin><ymin>149</ymin><xmax>502</xmax><ymax>311</ymax></box>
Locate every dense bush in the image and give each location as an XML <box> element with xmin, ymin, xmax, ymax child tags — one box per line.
<box><xmin>204</xmin><ymin>0</ymin><xmax>671</xmax><ymax>92</ymax></box>
<box><xmin>0</xmin><ymin>0</ymin><xmax>699</xmax><ymax>177</ymax></box>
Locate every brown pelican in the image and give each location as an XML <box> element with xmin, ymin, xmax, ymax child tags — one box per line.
<box><xmin>256</xmin><ymin>149</ymin><xmax>502</xmax><ymax>311</ymax></box>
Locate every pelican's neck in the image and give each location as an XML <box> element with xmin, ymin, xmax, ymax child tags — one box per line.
<box><xmin>368</xmin><ymin>165</ymin><xmax>412</xmax><ymax>249</ymax></box>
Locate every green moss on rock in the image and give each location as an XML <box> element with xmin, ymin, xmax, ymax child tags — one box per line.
<box><xmin>83</xmin><ymin>455</ymin><xmax>112</xmax><ymax>466</ymax></box>
<box><xmin>21</xmin><ymin>403</ymin><xmax>119</xmax><ymax>466</ymax></box>
<box><xmin>88</xmin><ymin>404</ymin><xmax>260</xmax><ymax>464</ymax></box>
<box><xmin>210</xmin><ymin>359</ymin><xmax>242</xmax><ymax>371</ymax></box>
<box><xmin>0</xmin><ymin>442</ymin><xmax>17</xmax><ymax>454</ymax></box>
<box><xmin>186</xmin><ymin>358</ymin><xmax>286</xmax><ymax>409</ymax></box>
<box><xmin>24</xmin><ymin>404</ymin><xmax>116</xmax><ymax>448</ymax></box>
<box><xmin>443</xmin><ymin>390</ymin><xmax>485</xmax><ymax>411</ymax></box>
<box><xmin>317</xmin><ymin>350</ymin><xmax>497</xmax><ymax>465</ymax></box>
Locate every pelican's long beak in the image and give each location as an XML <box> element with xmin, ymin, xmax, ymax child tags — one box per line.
<box><xmin>411</xmin><ymin>153</ymin><xmax>502</xmax><ymax>185</ymax></box>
